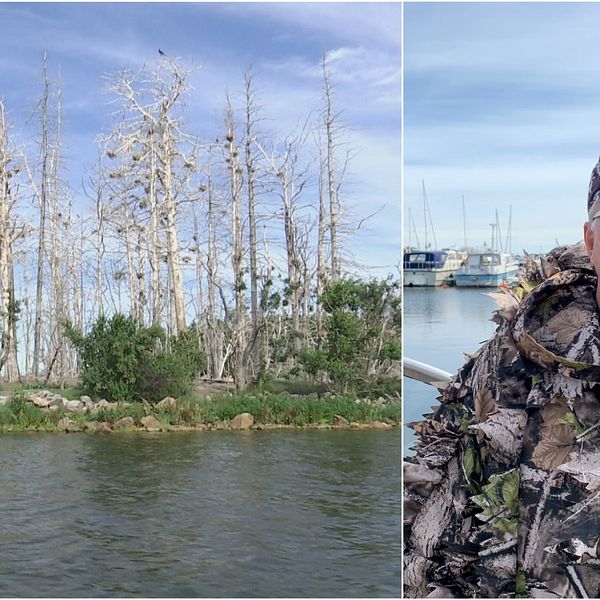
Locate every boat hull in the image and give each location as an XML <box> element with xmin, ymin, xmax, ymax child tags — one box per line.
<box><xmin>455</xmin><ymin>269</ymin><xmax>518</xmax><ymax>287</ymax></box>
<box><xmin>403</xmin><ymin>268</ymin><xmax>458</xmax><ymax>287</ymax></box>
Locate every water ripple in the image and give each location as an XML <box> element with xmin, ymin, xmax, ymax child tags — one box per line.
<box><xmin>0</xmin><ymin>430</ymin><xmax>400</xmax><ymax>597</ymax></box>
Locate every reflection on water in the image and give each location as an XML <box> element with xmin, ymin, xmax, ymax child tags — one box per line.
<box><xmin>0</xmin><ymin>430</ymin><xmax>400</xmax><ymax>597</ymax></box>
<box><xmin>403</xmin><ymin>287</ymin><xmax>498</xmax><ymax>455</ymax></box>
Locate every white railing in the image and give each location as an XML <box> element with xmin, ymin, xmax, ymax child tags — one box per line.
<box><xmin>403</xmin><ymin>357</ymin><xmax>452</xmax><ymax>387</ymax></box>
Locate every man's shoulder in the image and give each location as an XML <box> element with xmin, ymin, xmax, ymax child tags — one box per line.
<box><xmin>445</xmin><ymin>243</ymin><xmax>598</xmax><ymax>404</ymax></box>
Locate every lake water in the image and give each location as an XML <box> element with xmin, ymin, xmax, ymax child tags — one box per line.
<box><xmin>0</xmin><ymin>430</ymin><xmax>400</xmax><ymax>597</ymax></box>
<box><xmin>403</xmin><ymin>287</ymin><xmax>498</xmax><ymax>455</ymax></box>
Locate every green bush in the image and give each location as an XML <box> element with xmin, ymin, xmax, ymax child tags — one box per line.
<box><xmin>298</xmin><ymin>279</ymin><xmax>401</xmax><ymax>394</ymax></box>
<box><xmin>138</xmin><ymin>328</ymin><xmax>206</xmax><ymax>402</ymax></box>
<box><xmin>66</xmin><ymin>314</ymin><xmax>207</xmax><ymax>403</ymax></box>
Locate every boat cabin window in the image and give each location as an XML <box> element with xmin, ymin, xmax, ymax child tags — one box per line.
<box><xmin>403</xmin><ymin>252</ymin><xmax>448</xmax><ymax>268</ymax></box>
<box><xmin>469</xmin><ymin>253</ymin><xmax>500</xmax><ymax>267</ymax></box>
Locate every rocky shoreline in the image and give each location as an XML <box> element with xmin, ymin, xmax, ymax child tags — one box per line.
<box><xmin>0</xmin><ymin>390</ymin><xmax>399</xmax><ymax>433</ymax></box>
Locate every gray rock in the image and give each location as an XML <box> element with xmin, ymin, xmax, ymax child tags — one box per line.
<box><xmin>30</xmin><ymin>395</ymin><xmax>51</xmax><ymax>408</ymax></box>
<box><xmin>230</xmin><ymin>412</ymin><xmax>254</xmax><ymax>430</ymax></box>
<box><xmin>93</xmin><ymin>399</ymin><xmax>116</xmax><ymax>412</ymax></box>
<box><xmin>0</xmin><ymin>396</ymin><xmax>9</xmax><ymax>407</ymax></box>
<box><xmin>58</xmin><ymin>417</ymin><xmax>81</xmax><ymax>433</ymax></box>
<box><xmin>79</xmin><ymin>395</ymin><xmax>92</xmax><ymax>405</ymax></box>
<box><xmin>57</xmin><ymin>417</ymin><xmax>71</xmax><ymax>431</ymax></box>
<box><xmin>65</xmin><ymin>400</ymin><xmax>84</xmax><ymax>413</ymax></box>
<box><xmin>48</xmin><ymin>394</ymin><xmax>69</xmax><ymax>408</ymax></box>
<box><xmin>140</xmin><ymin>415</ymin><xmax>162</xmax><ymax>431</ymax></box>
<box><xmin>371</xmin><ymin>421</ymin><xmax>392</xmax><ymax>429</ymax></box>
<box><xmin>156</xmin><ymin>397</ymin><xmax>178</xmax><ymax>410</ymax></box>
<box><xmin>96</xmin><ymin>421</ymin><xmax>112</xmax><ymax>434</ymax></box>
<box><xmin>333</xmin><ymin>414</ymin><xmax>350</xmax><ymax>428</ymax></box>
<box><xmin>113</xmin><ymin>416</ymin><xmax>135</xmax><ymax>429</ymax></box>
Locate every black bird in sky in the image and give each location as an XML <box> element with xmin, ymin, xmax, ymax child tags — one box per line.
<box><xmin>158</xmin><ymin>48</ymin><xmax>166</xmax><ymax>56</ymax></box>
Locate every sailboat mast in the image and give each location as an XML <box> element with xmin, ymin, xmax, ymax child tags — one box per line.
<box><xmin>422</xmin><ymin>180</ymin><xmax>428</xmax><ymax>250</ymax></box>
<box><xmin>495</xmin><ymin>209</ymin><xmax>504</xmax><ymax>253</ymax></box>
<box><xmin>422</xmin><ymin>181</ymin><xmax>438</xmax><ymax>249</ymax></box>
<box><xmin>506</xmin><ymin>205</ymin><xmax>512</xmax><ymax>254</ymax></box>
<box><xmin>410</xmin><ymin>208</ymin><xmax>421</xmax><ymax>249</ymax></box>
<box><xmin>462</xmin><ymin>195</ymin><xmax>467</xmax><ymax>250</ymax></box>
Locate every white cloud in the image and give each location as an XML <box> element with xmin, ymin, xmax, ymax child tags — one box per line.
<box><xmin>224</xmin><ymin>3</ymin><xmax>402</xmax><ymax>50</ymax></box>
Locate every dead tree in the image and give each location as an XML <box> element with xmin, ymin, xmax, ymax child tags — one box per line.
<box><xmin>0</xmin><ymin>101</ymin><xmax>21</xmax><ymax>381</ymax></box>
<box><xmin>32</xmin><ymin>53</ymin><xmax>52</xmax><ymax>377</ymax></box>
<box><xmin>224</xmin><ymin>95</ymin><xmax>247</xmax><ymax>389</ymax></box>
<box><xmin>203</xmin><ymin>147</ymin><xmax>227</xmax><ymax>379</ymax></box>
<box><xmin>255</xmin><ymin>126</ymin><xmax>311</xmax><ymax>348</ymax></box>
<box><xmin>321</xmin><ymin>55</ymin><xmax>349</xmax><ymax>282</ymax></box>
<box><xmin>104</xmin><ymin>57</ymin><xmax>193</xmax><ymax>335</ymax></box>
<box><xmin>243</xmin><ymin>69</ymin><xmax>261</xmax><ymax>331</ymax></box>
<box><xmin>315</xmin><ymin>129</ymin><xmax>328</xmax><ymax>337</ymax></box>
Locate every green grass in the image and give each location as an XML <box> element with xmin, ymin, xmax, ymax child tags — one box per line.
<box><xmin>354</xmin><ymin>376</ymin><xmax>402</xmax><ymax>398</ymax></box>
<box><xmin>189</xmin><ymin>393</ymin><xmax>400</xmax><ymax>426</ymax></box>
<box><xmin>250</xmin><ymin>378</ymin><xmax>327</xmax><ymax>396</ymax></box>
<box><xmin>0</xmin><ymin>394</ymin><xmax>60</xmax><ymax>431</ymax></box>
<box><xmin>0</xmin><ymin>382</ymin><xmax>84</xmax><ymax>402</ymax></box>
<box><xmin>249</xmin><ymin>376</ymin><xmax>402</xmax><ymax>400</ymax></box>
<box><xmin>0</xmin><ymin>388</ymin><xmax>400</xmax><ymax>432</ymax></box>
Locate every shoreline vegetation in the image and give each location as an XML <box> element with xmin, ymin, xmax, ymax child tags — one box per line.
<box><xmin>0</xmin><ymin>381</ymin><xmax>401</xmax><ymax>434</ymax></box>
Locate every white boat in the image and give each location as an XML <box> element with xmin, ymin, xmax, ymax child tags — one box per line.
<box><xmin>455</xmin><ymin>251</ymin><xmax>519</xmax><ymax>287</ymax></box>
<box><xmin>403</xmin><ymin>249</ymin><xmax>465</xmax><ymax>287</ymax></box>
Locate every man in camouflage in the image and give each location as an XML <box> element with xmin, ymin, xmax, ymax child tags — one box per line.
<box><xmin>404</xmin><ymin>159</ymin><xmax>600</xmax><ymax>598</ymax></box>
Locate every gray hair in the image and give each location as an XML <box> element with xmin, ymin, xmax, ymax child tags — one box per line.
<box><xmin>590</xmin><ymin>198</ymin><xmax>600</xmax><ymax>231</ymax></box>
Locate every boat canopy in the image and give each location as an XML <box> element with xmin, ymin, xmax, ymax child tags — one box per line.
<box><xmin>403</xmin><ymin>251</ymin><xmax>448</xmax><ymax>269</ymax></box>
<box><xmin>467</xmin><ymin>253</ymin><xmax>502</xmax><ymax>267</ymax></box>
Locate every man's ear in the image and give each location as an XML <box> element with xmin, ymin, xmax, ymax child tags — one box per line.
<box><xmin>584</xmin><ymin>221</ymin><xmax>595</xmax><ymax>255</ymax></box>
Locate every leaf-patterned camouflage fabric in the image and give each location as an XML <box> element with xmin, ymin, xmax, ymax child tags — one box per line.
<box><xmin>404</xmin><ymin>242</ymin><xmax>600</xmax><ymax>598</ymax></box>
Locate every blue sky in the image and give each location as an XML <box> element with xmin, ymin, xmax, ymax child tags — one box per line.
<box><xmin>0</xmin><ymin>2</ymin><xmax>401</xmax><ymax>274</ymax></box>
<box><xmin>404</xmin><ymin>2</ymin><xmax>600</xmax><ymax>255</ymax></box>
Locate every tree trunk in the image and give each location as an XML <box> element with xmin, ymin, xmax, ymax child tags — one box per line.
<box><xmin>316</xmin><ymin>132</ymin><xmax>328</xmax><ymax>338</ymax></box>
<box><xmin>244</xmin><ymin>71</ymin><xmax>259</xmax><ymax>330</ymax></box>
<box><xmin>322</xmin><ymin>57</ymin><xmax>340</xmax><ymax>281</ymax></box>
<box><xmin>33</xmin><ymin>53</ymin><xmax>51</xmax><ymax>377</ymax></box>
<box><xmin>0</xmin><ymin>102</ymin><xmax>20</xmax><ymax>381</ymax></box>
<box><xmin>160</xmin><ymin>120</ymin><xmax>186</xmax><ymax>336</ymax></box>
<box><xmin>225</xmin><ymin>101</ymin><xmax>247</xmax><ymax>389</ymax></box>
<box><xmin>148</xmin><ymin>144</ymin><xmax>162</xmax><ymax>327</ymax></box>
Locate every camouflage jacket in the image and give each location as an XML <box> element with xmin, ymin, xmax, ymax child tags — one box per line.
<box><xmin>404</xmin><ymin>243</ymin><xmax>600</xmax><ymax>598</ymax></box>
